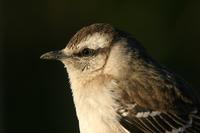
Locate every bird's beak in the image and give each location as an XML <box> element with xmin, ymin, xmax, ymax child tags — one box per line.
<box><xmin>40</xmin><ymin>50</ymin><xmax>68</xmax><ymax>60</ymax></box>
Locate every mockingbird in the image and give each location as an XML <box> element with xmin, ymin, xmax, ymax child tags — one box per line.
<box><xmin>41</xmin><ymin>23</ymin><xmax>200</xmax><ymax>133</ymax></box>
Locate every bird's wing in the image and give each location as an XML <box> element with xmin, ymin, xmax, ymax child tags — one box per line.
<box><xmin>116</xmin><ymin>70</ymin><xmax>200</xmax><ymax>133</ymax></box>
<box><xmin>118</xmin><ymin>103</ymin><xmax>200</xmax><ymax>133</ymax></box>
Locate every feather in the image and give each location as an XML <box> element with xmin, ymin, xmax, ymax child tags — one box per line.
<box><xmin>118</xmin><ymin>102</ymin><xmax>200</xmax><ymax>133</ymax></box>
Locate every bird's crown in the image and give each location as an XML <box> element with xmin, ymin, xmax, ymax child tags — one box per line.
<box><xmin>67</xmin><ymin>23</ymin><xmax>117</xmax><ymax>49</ymax></box>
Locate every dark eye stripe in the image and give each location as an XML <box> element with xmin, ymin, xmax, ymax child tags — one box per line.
<box><xmin>74</xmin><ymin>47</ymin><xmax>109</xmax><ymax>57</ymax></box>
<box><xmin>75</xmin><ymin>48</ymin><xmax>95</xmax><ymax>57</ymax></box>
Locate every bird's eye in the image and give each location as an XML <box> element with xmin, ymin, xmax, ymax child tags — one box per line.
<box><xmin>81</xmin><ymin>48</ymin><xmax>95</xmax><ymax>57</ymax></box>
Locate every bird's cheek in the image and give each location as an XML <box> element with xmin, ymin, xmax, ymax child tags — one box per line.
<box><xmin>91</xmin><ymin>54</ymin><xmax>107</xmax><ymax>70</ymax></box>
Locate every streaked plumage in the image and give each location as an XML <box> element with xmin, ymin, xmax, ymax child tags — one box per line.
<box><xmin>41</xmin><ymin>23</ymin><xmax>200</xmax><ymax>133</ymax></box>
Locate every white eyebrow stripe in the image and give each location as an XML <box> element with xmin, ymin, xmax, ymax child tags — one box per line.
<box><xmin>77</xmin><ymin>33</ymin><xmax>111</xmax><ymax>50</ymax></box>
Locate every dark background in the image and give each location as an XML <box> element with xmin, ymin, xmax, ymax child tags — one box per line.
<box><xmin>1</xmin><ymin>0</ymin><xmax>200</xmax><ymax>133</ymax></box>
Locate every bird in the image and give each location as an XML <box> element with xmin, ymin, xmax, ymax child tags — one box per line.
<box><xmin>40</xmin><ymin>23</ymin><xmax>200</xmax><ymax>133</ymax></box>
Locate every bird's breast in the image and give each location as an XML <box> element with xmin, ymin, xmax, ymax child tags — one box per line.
<box><xmin>71</xmin><ymin>76</ymin><xmax>128</xmax><ymax>133</ymax></box>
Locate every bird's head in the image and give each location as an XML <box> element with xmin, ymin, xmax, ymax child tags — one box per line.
<box><xmin>41</xmin><ymin>23</ymin><xmax>148</xmax><ymax>83</ymax></box>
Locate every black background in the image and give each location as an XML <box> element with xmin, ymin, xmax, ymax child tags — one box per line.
<box><xmin>1</xmin><ymin>0</ymin><xmax>200</xmax><ymax>133</ymax></box>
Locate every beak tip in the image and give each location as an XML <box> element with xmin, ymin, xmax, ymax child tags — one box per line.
<box><xmin>40</xmin><ymin>55</ymin><xmax>45</xmax><ymax>60</ymax></box>
<box><xmin>40</xmin><ymin>52</ymin><xmax>55</xmax><ymax>60</ymax></box>
<box><xmin>40</xmin><ymin>53</ymin><xmax>50</xmax><ymax>60</ymax></box>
